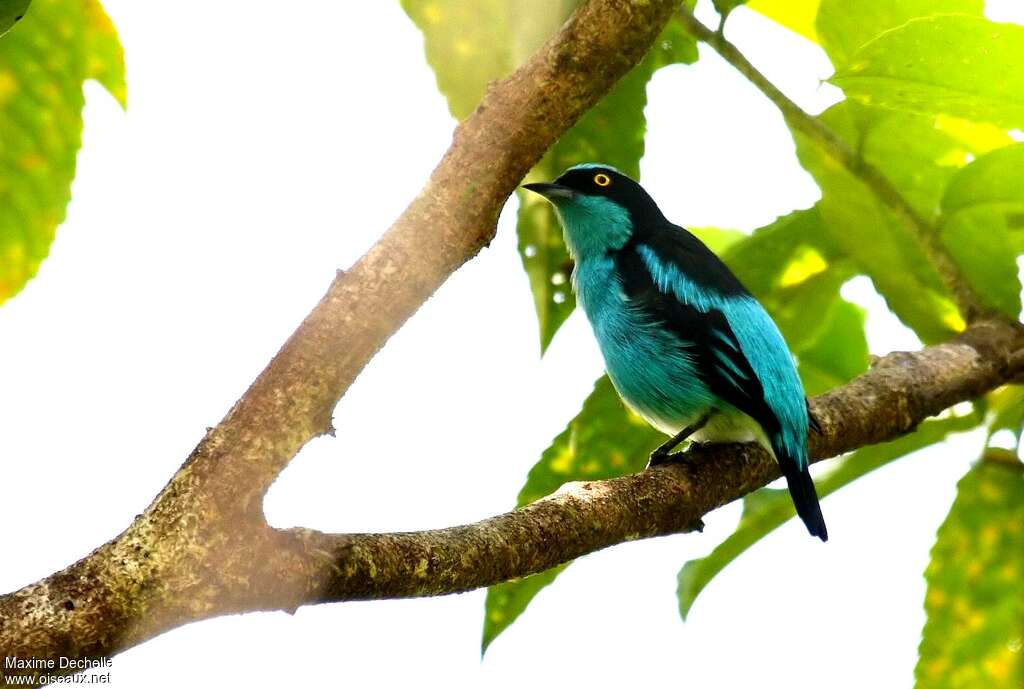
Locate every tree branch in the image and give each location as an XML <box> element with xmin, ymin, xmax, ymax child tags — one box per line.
<box><xmin>0</xmin><ymin>0</ymin><xmax>684</xmax><ymax>678</ymax></box>
<box><xmin>239</xmin><ymin>318</ymin><xmax>1024</xmax><ymax>605</ymax></box>
<box><xmin>676</xmin><ymin>7</ymin><xmax>989</xmax><ymax>322</ymax></box>
<box><xmin>2</xmin><ymin>319</ymin><xmax>1021</xmax><ymax>679</ymax></box>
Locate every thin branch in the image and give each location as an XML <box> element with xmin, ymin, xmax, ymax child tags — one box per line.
<box><xmin>676</xmin><ymin>7</ymin><xmax>989</xmax><ymax>322</ymax></box>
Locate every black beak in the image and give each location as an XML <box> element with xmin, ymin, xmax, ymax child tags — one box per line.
<box><xmin>522</xmin><ymin>182</ymin><xmax>577</xmax><ymax>200</ymax></box>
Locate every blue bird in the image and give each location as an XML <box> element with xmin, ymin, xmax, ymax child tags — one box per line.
<box><xmin>524</xmin><ymin>164</ymin><xmax>827</xmax><ymax>540</ymax></box>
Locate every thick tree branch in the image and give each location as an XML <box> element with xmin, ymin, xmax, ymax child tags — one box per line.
<box><xmin>0</xmin><ymin>0</ymin><xmax>683</xmax><ymax>678</ymax></box>
<box><xmin>2</xmin><ymin>319</ymin><xmax>1021</xmax><ymax>677</ymax></box>
<box><xmin>240</xmin><ymin>318</ymin><xmax>1024</xmax><ymax>605</ymax></box>
<box><xmin>676</xmin><ymin>7</ymin><xmax>989</xmax><ymax>322</ymax></box>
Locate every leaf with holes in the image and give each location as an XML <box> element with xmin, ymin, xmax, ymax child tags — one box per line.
<box><xmin>916</xmin><ymin>456</ymin><xmax>1024</xmax><ymax>689</ymax></box>
<box><xmin>0</xmin><ymin>0</ymin><xmax>124</xmax><ymax>304</ymax></box>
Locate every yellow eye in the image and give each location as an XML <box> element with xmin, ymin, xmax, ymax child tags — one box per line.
<box><xmin>593</xmin><ymin>173</ymin><xmax>611</xmax><ymax>187</ymax></box>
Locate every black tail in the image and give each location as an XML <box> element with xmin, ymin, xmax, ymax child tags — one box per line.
<box><xmin>780</xmin><ymin>459</ymin><xmax>828</xmax><ymax>541</ymax></box>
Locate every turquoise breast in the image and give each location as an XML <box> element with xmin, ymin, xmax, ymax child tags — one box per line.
<box><xmin>573</xmin><ymin>257</ymin><xmax>715</xmax><ymax>434</ymax></box>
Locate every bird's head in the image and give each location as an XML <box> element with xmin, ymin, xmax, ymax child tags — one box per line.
<box><xmin>522</xmin><ymin>164</ymin><xmax>664</xmax><ymax>261</ymax></box>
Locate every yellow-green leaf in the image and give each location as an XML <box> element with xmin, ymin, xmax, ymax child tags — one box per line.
<box><xmin>482</xmin><ymin>565</ymin><xmax>568</xmax><ymax>654</ymax></box>
<box><xmin>792</xmin><ymin>101</ymin><xmax>966</xmax><ymax>343</ymax></box>
<box><xmin>0</xmin><ymin>0</ymin><xmax>31</xmax><ymax>38</ymax></box>
<box><xmin>746</xmin><ymin>0</ymin><xmax>821</xmax><ymax>43</ymax></box>
<box><xmin>797</xmin><ymin>298</ymin><xmax>868</xmax><ymax>396</ymax></box>
<box><xmin>987</xmin><ymin>385</ymin><xmax>1024</xmax><ymax>446</ymax></box>
<box><xmin>720</xmin><ymin>206</ymin><xmax>839</xmax><ymax>297</ymax></box>
<box><xmin>832</xmin><ymin>16</ymin><xmax>1024</xmax><ymax>130</ymax></box>
<box><xmin>401</xmin><ymin>0</ymin><xmax>576</xmax><ymax>121</ymax></box>
<box><xmin>815</xmin><ymin>0</ymin><xmax>982</xmax><ymax>68</ymax></box>
<box><xmin>939</xmin><ymin>144</ymin><xmax>1024</xmax><ymax>317</ymax></box>
<box><xmin>943</xmin><ymin>144</ymin><xmax>1024</xmax><ymax>219</ymax></box>
<box><xmin>0</xmin><ymin>0</ymin><xmax>125</xmax><ymax>304</ymax></box>
<box><xmin>916</xmin><ymin>456</ymin><xmax>1024</xmax><ymax>689</ymax></box>
<box><xmin>933</xmin><ymin>116</ymin><xmax>1015</xmax><ymax>158</ymax></box>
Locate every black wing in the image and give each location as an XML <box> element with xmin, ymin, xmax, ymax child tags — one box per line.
<box><xmin>631</xmin><ymin>221</ymin><xmax>749</xmax><ymax>297</ymax></box>
<box><xmin>613</xmin><ymin>239</ymin><xmax>782</xmax><ymax>440</ymax></box>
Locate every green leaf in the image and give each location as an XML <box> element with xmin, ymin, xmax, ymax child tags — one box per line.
<box><xmin>746</xmin><ymin>0</ymin><xmax>822</xmax><ymax>43</ymax></box>
<box><xmin>521</xmin><ymin>17</ymin><xmax>698</xmax><ymax>352</ymax></box>
<box><xmin>939</xmin><ymin>144</ymin><xmax>1024</xmax><ymax>317</ymax></box>
<box><xmin>760</xmin><ymin>266</ymin><xmax>852</xmax><ymax>354</ymax></box>
<box><xmin>482</xmin><ymin>565</ymin><xmax>568</xmax><ymax>654</ymax></box>
<box><xmin>0</xmin><ymin>0</ymin><xmax>31</xmax><ymax>38</ymax></box>
<box><xmin>515</xmin><ymin>375</ymin><xmax>663</xmax><ymax>507</ymax></box>
<box><xmin>401</xmin><ymin>0</ymin><xmax>576</xmax><ymax>121</ymax></box>
<box><xmin>797</xmin><ymin>298</ymin><xmax>869</xmax><ymax>395</ymax></box>
<box><xmin>689</xmin><ymin>226</ymin><xmax>746</xmax><ymax>255</ymax></box>
<box><xmin>678</xmin><ymin>412</ymin><xmax>981</xmax><ymax>620</ymax></box>
<box><xmin>943</xmin><ymin>144</ymin><xmax>1024</xmax><ymax>219</ymax></box>
<box><xmin>721</xmin><ymin>206</ymin><xmax>839</xmax><ymax>297</ymax></box>
<box><xmin>481</xmin><ymin>376</ymin><xmax>664</xmax><ymax>651</ymax></box>
<box><xmin>792</xmin><ymin>101</ymin><xmax>967</xmax><ymax>343</ymax></box>
<box><xmin>916</xmin><ymin>456</ymin><xmax>1024</xmax><ymax>689</ymax></box>
<box><xmin>987</xmin><ymin>385</ymin><xmax>1024</xmax><ymax>445</ymax></box>
<box><xmin>832</xmin><ymin>16</ymin><xmax>1024</xmax><ymax>130</ymax></box>
<box><xmin>942</xmin><ymin>210</ymin><xmax>1021</xmax><ymax>318</ymax></box>
<box><xmin>722</xmin><ymin>209</ymin><xmax>866</xmax><ymax>382</ymax></box>
<box><xmin>815</xmin><ymin>0</ymin><xmax>982</xmax><ymax>68</ymax></box>
<box><xmin>0</xmin><ymin>0</ymin><xmax>125</xmax><ymax>304</ymax></box>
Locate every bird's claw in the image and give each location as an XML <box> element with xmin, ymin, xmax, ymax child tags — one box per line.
<box><xmin>647</xmin><ymin>441</ymin><xmax>707</xmax><ymax>470</ymax></box>
<box><xmin>646</xmin><ymin>450</ymin><xmax>682</xmax><ymax>469</ymax></box>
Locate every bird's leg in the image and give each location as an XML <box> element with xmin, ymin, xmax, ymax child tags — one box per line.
<box><xmin>647</xmin><ymin>413</ymin><xmax>711</xmax><ymax>468</ymax></box>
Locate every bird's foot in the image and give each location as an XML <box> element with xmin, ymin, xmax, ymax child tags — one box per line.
<box><xmin>647</xmin><ymin>441</ymin><xmax>707</xmax><ymax>469</ymax></box>
<box><xmin>647</xmin><ymin>449</ymin><xmax>684</xmax><ymax>469</ymax></box>
<box><xmin>690</xmin><ymin>518</ymin><xmax>706</xmax><ymax>533</ymax></box>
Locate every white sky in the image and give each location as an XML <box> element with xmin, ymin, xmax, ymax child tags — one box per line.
<box><xmin>1</xmin><ymin>1</ymin><xmax>1021</xmax><ymax>687</ymax></box>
